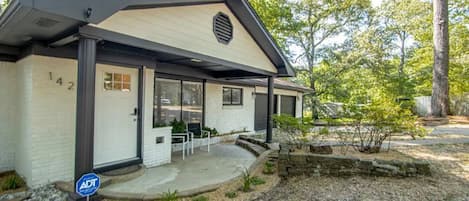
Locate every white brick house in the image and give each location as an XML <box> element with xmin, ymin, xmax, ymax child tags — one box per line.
<box><xmin>0</xmin><ymin>0</ymin><xmax>311</xmax><ymax>188</ymax></box>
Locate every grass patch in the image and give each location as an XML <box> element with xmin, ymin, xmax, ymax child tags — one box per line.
<box><xmin>161</xmin><ymin>189</ymin><xmax>178</xmax><ymax>201</ymax></box>
<box><xmin>224</xmin><ymin>191</ymin><xmax>238</xmax><ymax>198</ymax></box>
<box><xmin>191</xmin><ymin>195</ymin><xmax>208</xmax><ymax>201</ymax></box>
<box><xmin>0</xmin><ymin>172</ymin><xmax>25</xmax><ymax>193</ymax></box>
<box><xmin>262</xmin><ymin>161</ymin><xmax>275</xmax><ymax>175</ymax></box>
<box><xmin>250</xmin><ymin>176</ymin><xmax>266</xmax><ymax>186</ymax></box>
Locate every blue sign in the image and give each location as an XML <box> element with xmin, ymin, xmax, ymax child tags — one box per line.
<box><xmin>76</xmin><ymin>173</ymin><xmax>100</xmax><ymax>197</ymax></box>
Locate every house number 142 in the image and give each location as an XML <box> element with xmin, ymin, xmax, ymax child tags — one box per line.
<box><xmin>49</xmin><ymin>72</ymin><xmax>75</xmax><ymax>90</ymax></box>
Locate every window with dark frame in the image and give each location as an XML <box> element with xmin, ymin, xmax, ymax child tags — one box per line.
<box><xmin>153</xmin><ymin>77</ymin><xmax>203</xmax><ymax>128</ymax></box>
<box><xmin>223</xmin><ymin>87</ymin><xmax>243</xmax><ymax>105</ymax></box>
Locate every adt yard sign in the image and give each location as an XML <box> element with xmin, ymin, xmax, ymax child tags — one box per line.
<box><xmin>76</xmin><ymin>173</ymin><xmax>100</xmax><ymax>197</ymax></box>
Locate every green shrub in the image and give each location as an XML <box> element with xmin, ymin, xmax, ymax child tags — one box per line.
<box><xmin>262</xmin><ymin>161</ymin><xmax>275</xmax><ymax>175</ymax></box>
<box><xmin>343</xmin><ymin>96</ymin><xmax>427</xmax><ymax>153</ymax></box>
<box><xmin>192</xmin><ymin>195</ymin><xmax>208</xmax><ymax>201</ymax></box>
<box><xmin>250</xmin><ymin>176</ymin><xmax>266</xmax><ymax>186</ymax></box>
<box><xmin>161</xmin><ymin>189</ymin><xmax>178</xmax><ymax>201</ymax></box>
<box><xmin>318</xmin><ymin>127</ymin><xmax>330</xmax><ymax>135</ymax></box>
<box><xmin>241</xmin><ymin>168</ymin><xmax>253</xmax><ymax>192</ymax></box>
<box><xmin>1</xmin><ymin>175</ymin><xmax>24</xmax><ymax>191</ymax></box>
<box><xmin>170</xmin><ymin>119</ymin><xmax>186</xmax><ymax>133</ymax></box>
<box><xmin>202</xmin><ymin>126</ymin><xmax>218</xmax><ymax>136</ymax></box>
<box><xmin>224</xmin><ymin>191</ymin><xmax>238</xmax><ymax>198</ymax></box>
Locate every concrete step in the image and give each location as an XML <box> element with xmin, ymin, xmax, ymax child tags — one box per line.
<box><xmin>54</xmin><ymin>165</ymin><xmax>144</xmax><ymax>194</ymax></box>
<box><xmin>238</xmin><ymin>135</ymin><xmax>270</xmax><ymax>149</ymax></box>
<box><xmin>98</xmin><ymin>165</ymin><xmax>144</xmax><ymax>188</ymax></box>
<box><xmin>235</xmin><ymin>139</ymin><xmax>267</xmax><ymax>157</ymax></box>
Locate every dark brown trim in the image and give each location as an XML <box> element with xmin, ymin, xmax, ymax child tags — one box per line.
<box><xmin>74</xmin><ymin>37</ymin><xmax>97</xmax><ymax>184</ymax></box>
<box><xmin>202</xmin><ymin>79</ymin><xmax>207</xmax><ymax>127</ymax></box>
<box><xmin>93</xmin><ymin>158</ymin><xmax>143</xmax><ymax>173</ymax></box>
<box><xmin>137</xmin><ymin>66</ymin><xmax>145</xmax><ymax>159</ymax></box>
<box><xmin>124</xmin><ymin>1</ymin><xmax>223</xmax><ymax>10</ymax></box>
<box><xmin>155</xmin><ymin>72</ymin><xmax>204</xmax><ymax>82</ymax></box>
<box><xmin>266</xmin><ymin>76</ymin><xmax>274</xmax><ymax>143</ymax></box>
<box><xmin>225</xmin><ymin>0</ymin><xmax>294</xmax><ymax>77</ymax></box>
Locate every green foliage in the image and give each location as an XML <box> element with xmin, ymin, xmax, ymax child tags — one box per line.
<box><xmin>202</xmin><ymin>126</ymin><xmax>218</xmax><ymax>136</ymax></box>
<box><xmin>241</xmin><ymin>168</ymin><xmax>253</xmax><ymax>192</ymax></box>
<box><xmin>318</xmin><ymin>127</ymin><xmax>330</xmax><ymax>135</ymax></box>
<box><xmin>161</xmin><ymin>189</ymin><xmax>178</xmax><ymax>201</ymax></box>
<box><xmin>191</xmin><ymin>196</ymin><xmax>208</xmax><ymax>201</ymax></box>
<box><xmin>273</xmin><ymin>114</ymin><xmax>312</xmax><ymax>147</ymax></box>
<box><xmin>170</xmin><ymin>119</ymin><xmax>186</xmax><ymax>133</ymax></box>
<box><xmin>224</xmin><ymin>191</ymin><xmax>238</xmax><ymax>199</ymax></box>
<box><xmin>252</xmin><ymin>0</ymin><xmax>467</xmax><ymax>116</ymax></box>
<box><xmin>0</xmin><ymin>0</ymin><xmax>10</xmax><ymax>12</ymax></box>
<box><xmin>250</xmin><ymin>176</ymin><xmax>266</xmax><ymax>186</ymax></box>
<box><xmin>2</xmin><ymin>174</ymin><xmax>25</xmax><ymax>191</ymax></box>
<box><xmin>262</xmin><ymin>161</ymin><xmax>275</xmax><ymax>175</ymax></box>
<box><xmin>343</xmin><ymin>95</ymin><xmax>427</xmax><ymax>153</ymax></box>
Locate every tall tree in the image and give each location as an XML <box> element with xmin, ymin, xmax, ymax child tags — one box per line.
<box><xmin>381</xmin><ymin>0</ymin><xmax>431</xmax><ymax>94</ymax></box>
<box><xmin>289</xmin><ymin>0</ymin><xmax>369</xmax><ymax>118</ymax></box>
<box><xmin>431</xmin><ymin>0</ymin><xmax>450</xmax><ymax>117</ymax></box>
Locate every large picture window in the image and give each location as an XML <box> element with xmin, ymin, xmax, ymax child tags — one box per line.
<box><xmin>223</xmin><ymin>87</ymin><xmax>243</xmax><ymax>105</ymax></box>
<box><xmin>154</xmin><ymin>77</ymin><xmax>203</xmax><ymax>127</ymax></box>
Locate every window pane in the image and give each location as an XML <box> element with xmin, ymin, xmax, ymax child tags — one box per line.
<box><xmin>223</xmin><ymin>88</ymin><xmax>231</xmax><ymax>104</ymax></box>
<box><xmin>104</xmin><ymin>72</ymin><xmax>113</xmax><ymax>81</ymax></box>
<box><xmin>122</xmin><ymin>74</ymin><xmax>131</xmax><ymax>82</ymax></box>
<box><xmin>113</xmin><ymin>73</ymin><xmax>122</xmax><ymax>82</ymax></box>
<box><xmin>280</xmin><ymin>96</ymin><xmax>296</xmax><ymax>116</ymax></box>
<box><xmin>104</xmin><ymin>72</ymin><xmax>113</xmax><ymax>90</ymax></box>
<box><xmin>154</xmin><ymin>78</ymin><xmax>181</xmax><ymax>126</ymax></box>
<box><xmin>231</xmin><ymin>89</ymin><xmax>242</xmax><ymax>105</ymax></box>
<box><xmin>113</xmin><ymin>82</ymin><xmax>122</xmax><ymax>90</ymax></box>
<box><xmin>122</xmin><ymin>83</ymin><xmax>131</xmax><ymax>92</ymax></box>
<box><xmin>182</xmin><ymin>81</ymin><xmax>203</xmax><ymax>123</ymax></box>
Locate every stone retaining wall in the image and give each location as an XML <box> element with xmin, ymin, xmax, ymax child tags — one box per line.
<box><xmin>278</xmin><ymin>144</ymin><xmax>431</xmax><ymax>178</ymax></box>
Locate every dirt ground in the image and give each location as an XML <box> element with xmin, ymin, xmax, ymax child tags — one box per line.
<box><xmin>181</xmin><ymin>155</ymin><xmax>281</xmax><ymax>201</ymax></box>
<box><xmin>253</xmin><ymin>143</ymin><xmax>469</xmax><ymax>201</ymax></box>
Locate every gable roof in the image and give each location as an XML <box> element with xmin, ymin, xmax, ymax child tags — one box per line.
<box><xmin>0</xmin><ymin>0</ymin><xmax>294</xmax><ymax>77</ymax></box>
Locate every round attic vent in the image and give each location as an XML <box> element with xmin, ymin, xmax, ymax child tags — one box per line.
<box><xmin>213</xmin><ymin>12</ymin><xmax>233</xmax><ymax>44</ymax></box>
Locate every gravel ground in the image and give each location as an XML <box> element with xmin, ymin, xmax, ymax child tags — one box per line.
<box><xmin>0</xmin><ymin>184</ymin><xmax>68</xmax><ymax>201</ymax></box>
<box><xmin>254</xmin><ymin>143</ymin><xmax>469</xmax><ymax>201</ymax></box>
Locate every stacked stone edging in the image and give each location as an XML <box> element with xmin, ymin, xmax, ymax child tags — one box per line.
<box><xmin>235</xmin><ymin>139</ymin><xmax>266</xmax><ymax>157</ymax></box>
<box><xmin>238</xmin><ymin>135</ymin><xmax>270</xmax><ymax>149</ymax></box>
<box><xmin>278</xmin><ymin>144</ymin><xmax>431</xmax><ymax>178</ymax></box>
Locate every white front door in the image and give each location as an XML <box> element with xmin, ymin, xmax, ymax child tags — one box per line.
<box><xmin>94</xmin><ymin>64</ymin><xmax>139</xmax><ymax>167</ymax></box>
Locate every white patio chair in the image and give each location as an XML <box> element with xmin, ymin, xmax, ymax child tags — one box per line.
<box><xmin>187</xmin><ymin>123</ymin><xmax>211</xmax><ymax>153</ymax></box>
<box><xmin>171</xmin><ymin>132</ymin><xmax>191</xmax><ymax>160</ymax></box>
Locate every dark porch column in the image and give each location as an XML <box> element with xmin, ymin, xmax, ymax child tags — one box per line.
<box><xmin>74</xmin><ymin>37</ymin><xmax>97</xmax><ymax>183</ymax></box>
<box><xmin>266</xmin><ymin>76</ymin><xmax>274</xmax><ymax>143</ymax></box>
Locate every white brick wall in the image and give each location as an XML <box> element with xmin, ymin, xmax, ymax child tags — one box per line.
<box><xmin>143</xmin><ymin>127</ymin><xmax>172</xmax><ymax>167</ymax></box>
<box><xmin>205</xmin><ymin>83</ymin><xmax>255</xmax><ymax>134</ymax></box>
<box><xmin>29</xmin><ymin>56</ymin><xmax>77</xmax><ymax>186</ymax></box>
<box><xmin>0</xmin><ymin>61</ymin><xmax>17</xmax><ymax>172</ymax></box>
<box><xmin>11</xmin><ymin>56</ymin><xmax>77</xmax><ymax>186</ymax></box>
<box><xmin>15</xmin><ymin>58</ymin><xmax>33</xmax><ymax>184</ymax></box>
<box><xmin>144</xmin><ymin>69</ymin><xmax>171</xmax><ymax>167</ymax></box>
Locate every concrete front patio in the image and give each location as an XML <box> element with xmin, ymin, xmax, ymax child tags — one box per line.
<box><xmin>99</xmin><ymin>143</ymin><xmax>257</xmax><ymax>200</ymax></box>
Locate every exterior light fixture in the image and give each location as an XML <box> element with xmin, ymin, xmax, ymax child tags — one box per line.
<box><xmin>190</xmin><ymin>58</ymin><xmax>203</xmax><ymax>63</ymax></box>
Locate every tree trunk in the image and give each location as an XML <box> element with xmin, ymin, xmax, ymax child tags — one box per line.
<box><xmin>398</xmin><ymin>31</ymin><xmax>406</xmax><ymax>94</ymax></box>
<box><xmin>431</xmin><ymin>0</ymin><xmax>450</xmax><ymax>117</ymax></box>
